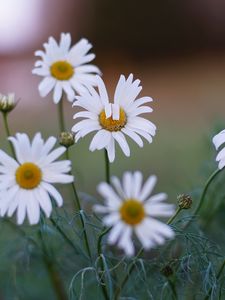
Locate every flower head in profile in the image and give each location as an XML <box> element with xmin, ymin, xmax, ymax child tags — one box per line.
<box><xmin>72</xmin><ymin>74</ymin><xmax>156</xmax><ymax>162</ymax></box>
<box><xmin>32</xmin><ymin>33</ymin><xmax>101</xmax><ymax>104</ymax></box>
<box><xmin>212</xmin><ymin>129</ymin><xmax>225</xmax><ymax>169</ymax></box>
<box><xmin>0</xmin><ymin>93</ymin><xmax>16</xmax><ymax>113</ymax></box>
<box><xmin>94</xmin><ymin>171</ymin><xmax>175</xmax><ymax>256</ymax></box>
<box><xmin>0</xmin><ymin>133</ymin><xmax>73</xmax><ymax>225</ymax></box>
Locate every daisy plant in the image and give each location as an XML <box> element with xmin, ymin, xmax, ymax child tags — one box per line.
<box><xmin>0</xmin><ymin>133</ymin><xmax>73</xmax><ymax>225</ymax></box>
<box><xmin>72</xmin><ymin>74</ymin><xmax>156</xmax><ymax>164</ymax></box>
<box><xmin>1</xmin><ymin>33</ymin><xmax>221</xmax><ymax>300</ymax></box>
<box><xmin>94</xmin><ymin>171</ymin><xmax>175</xmax><ymax>256</ymax></box>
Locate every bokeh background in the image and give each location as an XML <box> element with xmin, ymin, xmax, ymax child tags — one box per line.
<box><xmin>1</xmin><ymin>0</ymin><xmax>225</xmax><ymax>199</ymax></box>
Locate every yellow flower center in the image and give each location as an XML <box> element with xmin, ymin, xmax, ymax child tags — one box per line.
<box><xmin>99</xmin><ymin>108</ymin><xmax>127</xmax><ymax>132</ymax></box>
<box><xmin>120</xmin><ymin>199</ymin><xmax>145</xmax><ymax>226</ymax></box>
<box><xmin>16</xmin><ymin>162</ymin><xmax>42</xmax><ymax>189</ymax></box>
<box><xmin>50</xmin><ymin>61</ymin><xmax>74</xmax><ymax>80</ymax></box>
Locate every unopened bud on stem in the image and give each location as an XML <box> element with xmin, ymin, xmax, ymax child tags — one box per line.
<box><xmin>178</xmin><ymin>194</ymin><xmax>192</xmax><ymax>209</ymax></box>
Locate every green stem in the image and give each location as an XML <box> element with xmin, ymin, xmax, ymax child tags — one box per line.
<box><xmin>58</xmin><ymin>99</ymin><xmax>66</xmax><ymax>133</ymax></box>
<box><xmin>114</xmin><ymin>248</ymin><xmax>143</xmax><ymax>300</ymax></box>
<box><xmin>65</xmin><ymin>149</ymin><xmax>92</xmax><ymax>261</ymax></box>
<box><xmin>104</xmin><ymin>149</ymin><xmax>110</xmax><ymax>184</ymax></box>
<box><xmin>167</xmin><ymin>207</ymin><xmax>182</xmax><ymax>225</ymax></box>
<box><xmin>168</xmin><ymin>279</ymin><xmax>178</xmax><ymax>300</ymax></box>
<box><xmin>185</xmin><ymin>169</ymin><xmax>222</xmax><ymax>230</ymax></box>
<box><xmin>39</xmin><ymin>226</ymin><xmax>67</xmax><ymax>300</ymax></box>
<box><xmin>204</xmin><ymin>259</ymin><xmax>225</xmax><ymax>300</ymax></box>
<box><xmin>2</xmin><ymin>112</ymin><xmax>15</xmax><ymax>157</ymax></box>
<box><xmin>97</xmin><ymin>227</ymin><xmax>111</xmax><ymax>300</ymax></box>
<box><xmin>97</xmin><ymin>227</ymin><xmax>111</xmax><ymax>255</ymax></box>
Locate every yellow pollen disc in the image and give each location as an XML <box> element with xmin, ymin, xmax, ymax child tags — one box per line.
<box><xmin>50</xmin><ymin>60</ymin><xmax>74</xmax><ymax>80</ymax></box>
<box><xmin>16</xmin><ymin>162</ymin><xmax>42</xmax><ymax>189</ymax></box>
<box><xmin>120</xmin><ymin>199</ymin><xmax>145</xmax><ymax>226</ymax></box>
<box><xmin>99</xmin><ymin>108</ymin><xmax>127</xmax><ymax>132</ymax></box>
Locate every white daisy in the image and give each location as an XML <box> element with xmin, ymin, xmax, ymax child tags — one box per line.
<box><xmin>94</xmin><ymin>171</ymin><xmax>175</xmax><ymax>256</ymax></box>
<box><xmin>212</xmin><ymin>129</ymin><xmax>225</xmax><ymax>169</ymax></box>
<box><xmin>72</xmin><ymin>74</ymin><xmax>156</xmax><ymax>162</ymax></box>
<box><xmin>0</xmin><ymin>133</ymin><xmax>74</xmax><ymax>225</ymax></box>
<box><xmin>32</xmin><ymin>33</ymin><xmax>101</xmax><ymax>104</ymax></box>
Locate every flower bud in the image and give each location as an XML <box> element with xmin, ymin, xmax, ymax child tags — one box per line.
<box><xmin>160</xmin><ymin>265</ymin><xmax>173</xmax><ymax>277</ymax></box>
<box><xmin>0</xmin><ymin>93</ymin><xmax>16</xmax><ymax>113</ymax></box>
<box><xmin>178</xmin><ymin>194</ymin><xmax>192</xmax><ymax>209</ymax></box>
<box><xmin>58</xmin><ymin>132</ymin><xmax>74</xmax><ymax>148</ymax></box>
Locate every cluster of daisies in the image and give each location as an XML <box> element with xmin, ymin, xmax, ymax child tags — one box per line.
<box><xmin>1</xmin><ymin>32</ymin><xmax>223</xmax><ymax>256</ymax></box>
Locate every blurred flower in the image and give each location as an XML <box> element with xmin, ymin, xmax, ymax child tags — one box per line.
<box><xmin>0</xmin><ymin>93</ymin><xmax>16</xmax><ymax>113</ymax></box>
<box><xmin>0</xmin><ymin>133</ymin><xmax>73</xmax><ymax>225</ymax></box>
<box><xmin>212</xmin><ymin>129</ymin><xmax>225</xmax><ymax>169</ymax></box>
<box><xmin>32</xmin><ymin>33</ymin><xmax>101</xmax><ymax>104</ymax></box>
<box><xmin>72</xmin><ymin>74</ymin><xmax>156</xmax><ymax>162</ymax></box>
<box><xmin>94</xmin><ymin>171</ymin><xmax>174</xmax><ymax>256</ymax></box>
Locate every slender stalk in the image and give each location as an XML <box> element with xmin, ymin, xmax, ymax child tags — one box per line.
<box><xmin>58</xmin><ymin>99</ymin><xmax>66</xmax><ymax>133</ymax></box>
<box><xmin>97</xmin><ymin>227</ymin><xmax>111</xmax><ymax>255</ymax></box>
<box><xmin>39</xmin><ymin>226</ymin><xmax>67</xmax><ymax>300</ymax></box>
<box><xmin>204</xmin><ymin>259</ymin><xmax>225</xmax><ymax>300</ymax></box>
<box><xmin>114</xmin><ymin>248</ymin><xmax>143</xmax><ymax>300</ymax></box>
<box><xmin>97</xmin><ymin>227</ymin><xmax>111</xmax><ymax>300</ymax></box>
<box><xmin>98</xmin><ymin>255</ymin><xmax>109</xmax><ymax>300</ymax></box>
<box><xmin>185</xmin><ymin>169</ymin><xmax>222</xmax><ymax>230</ymax></box>
<box><xmin>167</xmin><ymin>207</ymin><xmax>182</xmax><ymax>225</ymax></box>
<box><xmin>2</xmin><ymin>112</ymin><xmax>15</xmax><ymax>157</ymax></box>
<box><xmin>104</xmin><ymin>149</ymin><xmax>110</xmax><ymax>184</ymax></box>
<box><xmin>65</xmin><ymin>149</ymin><xmax>92</xmax><ymax>261</ymax></box>
<box><xmin>168</xmin><ymin>279</ymin><xmax>178</xmax><ymax>300</ymax></box>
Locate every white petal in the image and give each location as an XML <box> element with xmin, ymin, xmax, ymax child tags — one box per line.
<box><xmin>41</xmin><ymin>182</ymin><xmax>63</xmax><ymax>206</ymax></box>
<box><xmin>146</xmin><ymin>193</ymin><xmax>167</xmax><ymax>204</ymax></box>
<box><xmin>139</xmin><ymin>175</ymin><xmax>157</xmax><ymax>201</ymax></box>
<box><xmin>103</xmin><ymin>212</ymin><xmax>120</xmax><ymax>226</ymax></box>
<box><xmin>111</xmin><ymin>176</ymin><xmax>126</xmax><ymax>198</ymax></box>
<box><xmin>97</xmin><ymin>182</ymin><xmax>121</xmax><ymax>207</ymax></box>
<box><xmin>132</xmin><ymin>171</ymin><xmax>143</xmax><ymax>199</ymax></box>
<box><xmin>35</xmin><ymin>187</ymin><xmax>52</xmax><ymax>217</ymax></box>
<box><xmin>212</xmin><ymin>130</ymin><xmax>225</xmax><ymax>150</ymax></box>
<box><xmin>96</xmin><ymin>76</ymin><xmax>109</xmax><ymax>105</ymax></box>
<box><xmin>145</xmin><ymin>203</ymin><xmax>175</xmax><ymax>217</ymax></box>
<box><xmin>121</xmin><ymin>127</ymin><xmax>143</xmax><ymax>147</ymax></box>
<box><xmin>108</xmin><ymin>221</ymin><xmax>124</xmax><ymax>244</ymax></box>
<box><xmin>38</xmin><ymin>77</ymin><xmax>56</xmax><ymax>97</ymax></box>
<box><xmin>53</xmin><ymin>81</ymin><xmax>63</xmax><ymax>104</ymax></box>
<box><xmin>118</xmin><ymin>225</ymin><xmax>134</xmax><ymax>256</ymax></box>
<box><xmin>62</xmin><ymin>81</ymin><xmax>75</xmax><ymax>102</ymax></box>
<box><xmin>0</xmin><ymin>149</ymin><xmax>19</xmax><ymax>170</ymax></box>
<box><xmin>106</xmin><ymin>136</ymin><xmax>115</xmax><ymax>162</ymax></box>
<box><xmin>89</xmin><ymin>130</ymin><xmax>111</xmax><ymax>151</ymax></box>
<box><xmin>112</xmin><ymin>132</ymin><xmax>130</xmax><ymax>157</ymax></box>
<box><xmin>122</xmin><ymin>172</ymin><xmax>133</xmax><ymax>198</ymax></box>
<box><xmin>26</xmin><ymin>191</ymin><xmax>40</xmax><ymax>225</ymax></box>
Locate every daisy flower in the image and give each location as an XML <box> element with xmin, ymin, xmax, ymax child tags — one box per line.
<box><xmin>94</xmin><ymin>171</ymin><xmax>175</xmax><ymax>256</ymax></box>
<box><xmin>72</xmin><ymin>74</ymin><xmax>156</xmax><ymax>162</ymax></box>
<box><xmin>212</xmin><ymin>129</ymin><xmax>225</xmax><ymax>169</ymax></box>
<box><xmin>32</xmin><ymin>33</ymin><xmax>101</xmax><ymax>104</ymax></box>
<box><xmin>0</xmin><ymin>133</ymin><xmax>74</xmax><ymax>225</ymax></box>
